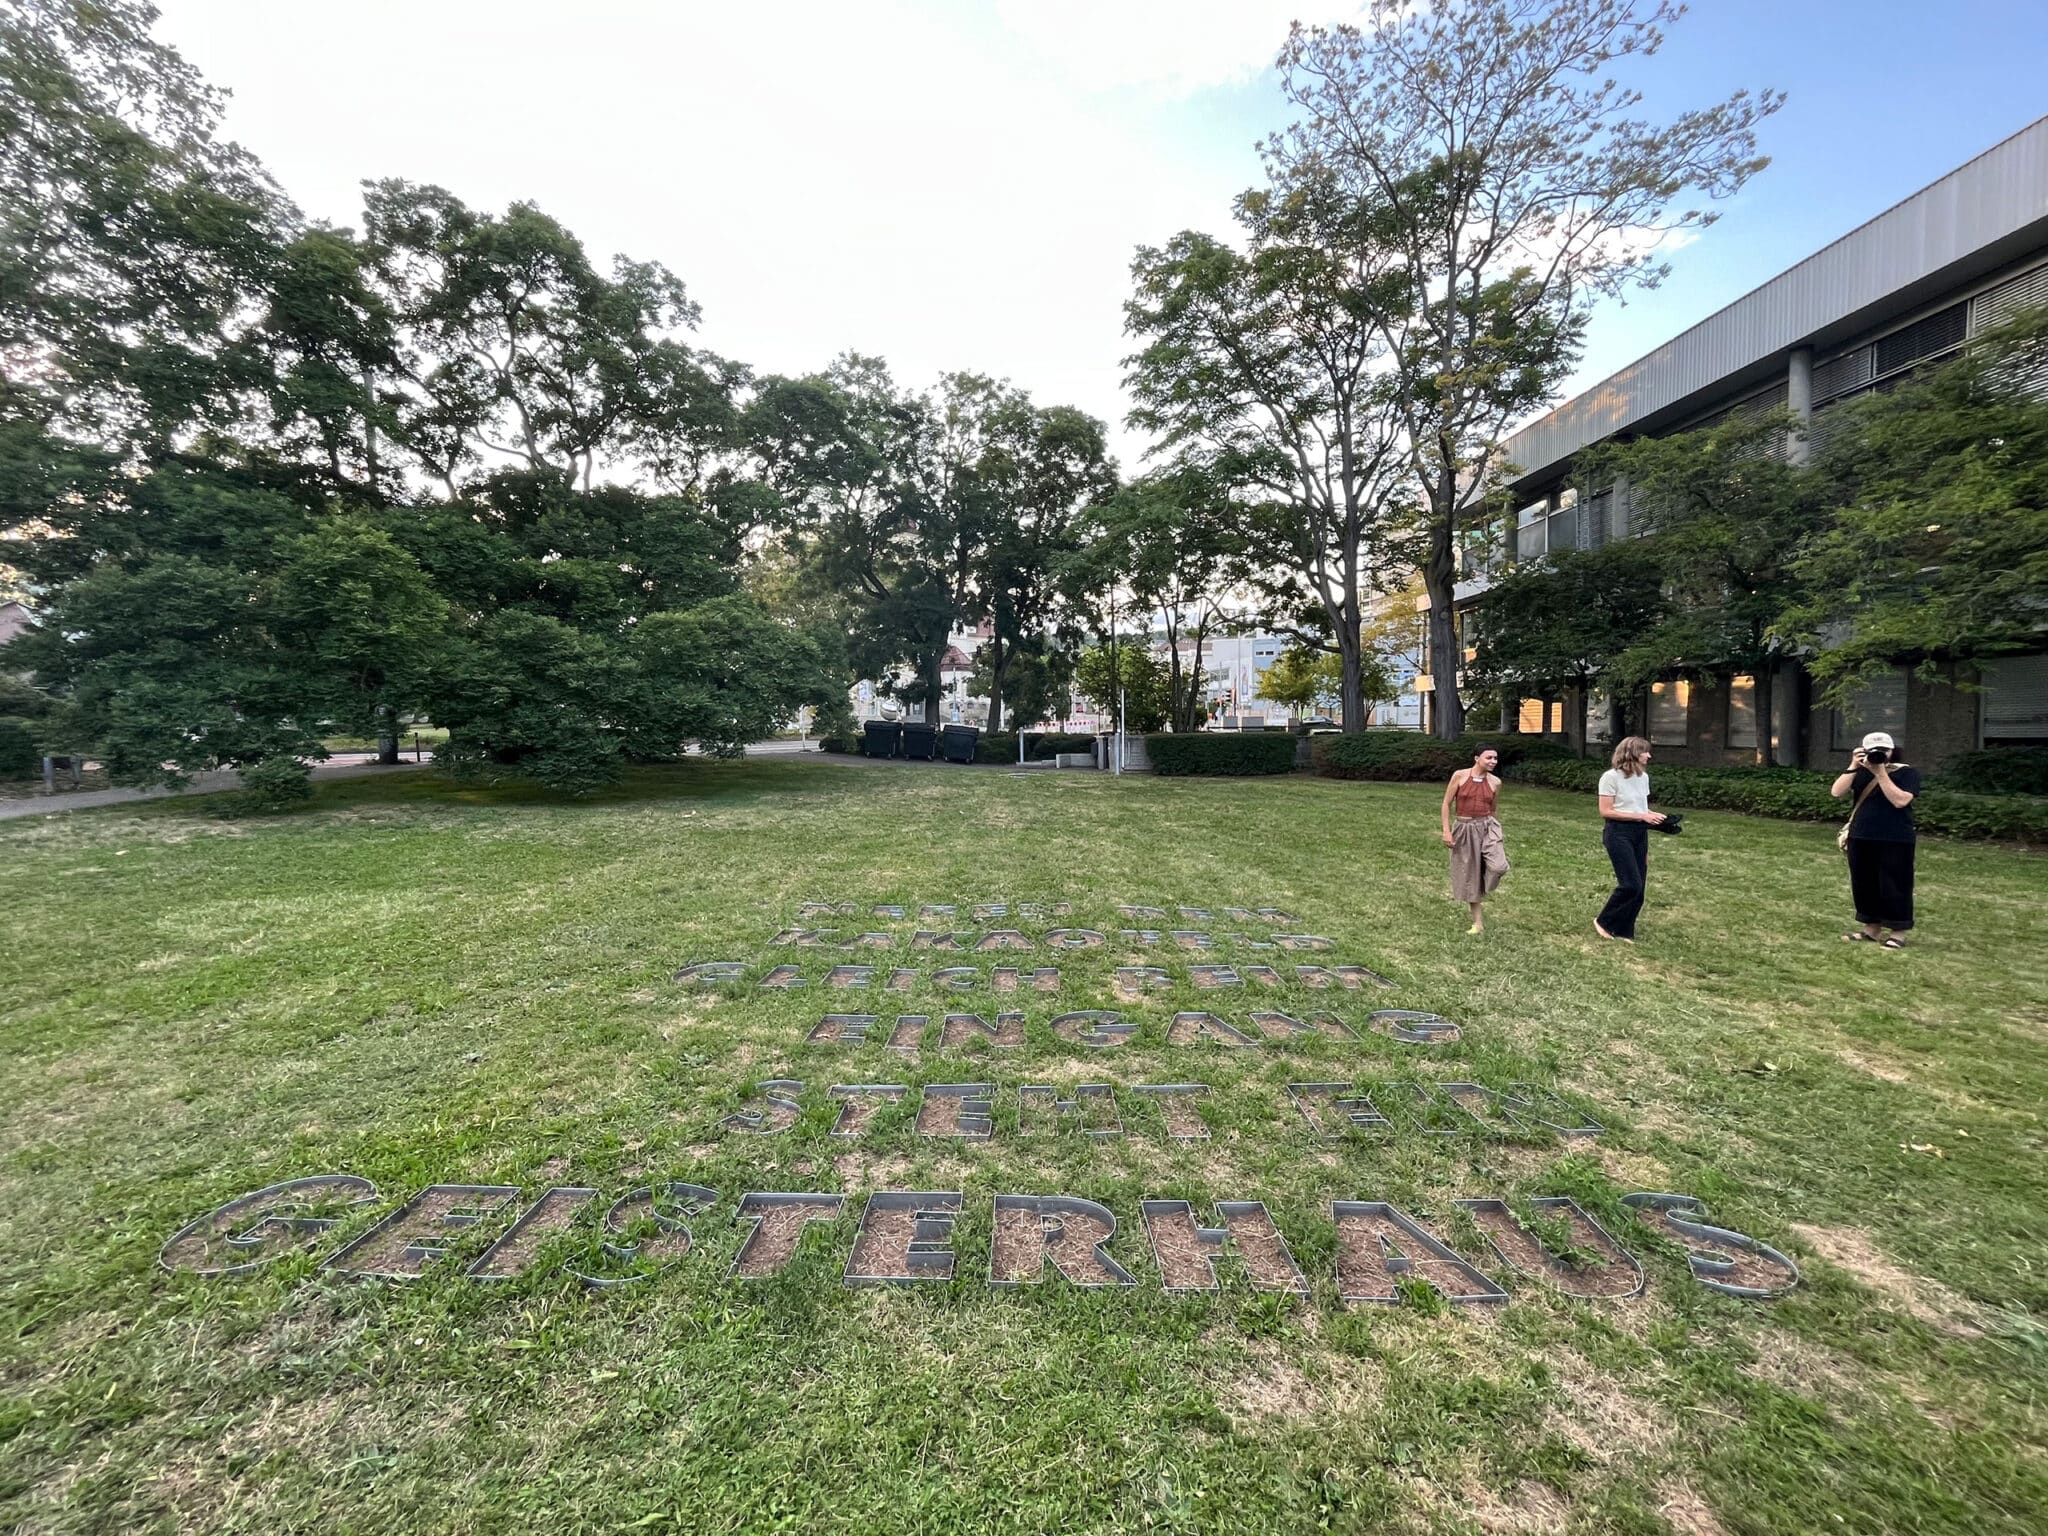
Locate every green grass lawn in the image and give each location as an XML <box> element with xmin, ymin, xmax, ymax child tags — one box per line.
<box><xmin>2</xmin><ymin>760</ymin><xmax>2045</xmax><ymax>1535</ymax></box>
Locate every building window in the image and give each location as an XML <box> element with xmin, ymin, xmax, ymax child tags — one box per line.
<box><xmin>1586</xmin><ymin>692</ymin><xmax>1612</xmax><ymax>744</ymax></box>
<box><xmin>1727</xmin><ymin>675</ymin><xmax>1758</xmax><ymax>751</ymax></box>
<box><xmin>1981</xmin><ymin>654</ymin><xmax>2048</xmax><ymax>742</ymax></box>
<box><xmin>1648</xmin><ymin>680</ymin><xmax>1689</xmax><ymax>745</ymax></box>
<box><xmin>1517</xmin><ymin>697</ymin><xmax>1544</xmax><ymax>733</ymax></box>
<box><xmin>1515</xmin><ymin>499</ymin><xmax>1548</xmax><ymax>562</ymax></box>
<box><xmin>1830</xmin><ymin>669</ymin><xmax>1907</xmax><ymax>750</ymax></box>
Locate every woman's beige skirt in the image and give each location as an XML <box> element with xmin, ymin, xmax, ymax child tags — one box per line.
<box><xmin>1450</xmin><ymin>815</ymin><xmax>1508</xmax><ymax>902</ymax></box>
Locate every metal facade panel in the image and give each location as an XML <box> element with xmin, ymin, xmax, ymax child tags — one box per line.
<box><xmin>1503</xmin><ymin>115</ymin><xmax>2048</xmax><ymax>484</ymax></box>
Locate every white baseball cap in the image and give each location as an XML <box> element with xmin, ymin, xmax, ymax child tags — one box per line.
<box><xmin>1861</xmin><ymin>731</ymin><xmax>1896</xmax><ymax>751</ymax></box>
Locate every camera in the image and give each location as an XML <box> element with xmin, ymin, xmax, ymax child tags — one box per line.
<box><xmin>1864</xmin><ymin>746</ymin><xmax>1891</xmax><ymax>766</ymax></box>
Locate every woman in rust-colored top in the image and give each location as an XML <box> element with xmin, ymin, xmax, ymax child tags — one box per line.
<box><xmin>1440</xmin><ymin>745</ymin><xmax>1508</xmax><ymax>934</ymax></box>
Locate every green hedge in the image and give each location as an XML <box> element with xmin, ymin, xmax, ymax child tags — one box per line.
<box><xmin>1146</xmin><ymin>732</ymin><xmax>1298</xmax><ymax>776</ymax></box>
<box><xmin>818</xmin><ymin>736</ymin><xmax>858</xmax><ymax>755</ymax></box>
<box><xmin>0</xmin><ymin>716</ymin><xmax>38</xmax><ymax>777</ymax></box>
<box><xmin>1943</xmin><ymin>747</ymin><xmax>2048</xmax><ymax>797</ymax></box>
<box><xmin>1505</xmin><ymin>758</ymin><xmax>2047</xmax><ymax>844</ymax></box>
<box><xmin>1310</xmin><ymin>731</ymin><xmax>1574</xmax><ymax>781</ymax></box>
<box><xmin>973</xmin><ymin>731</ymin><xmax>1098</xmax><ymax>765</ymax></box>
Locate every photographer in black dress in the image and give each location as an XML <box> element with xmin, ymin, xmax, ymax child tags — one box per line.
<box><xmin>1831</xmin><ymin>731</ymin><xmax>1922</xmax><ymax>949</ymax></box>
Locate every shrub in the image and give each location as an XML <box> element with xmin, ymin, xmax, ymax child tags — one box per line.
<box><xmin>1024</xmin><ymin>731</ymin><xmax>1098</xmax><ymax>760</ymax></box>
<box><xmin>1146</xmin><ymin>732</ymin><xmax>1298</xmax><ymax>776</ymax></box>
<box><xmin>0</xmin><ymin>677</ymin><xmax>51</xmax><ymax>719</ymax></box>
<box><xmin>817</xmin><ymin>735</ymin><xmax>859</xmax><ymax>755</ymax></box>
<box><xmin>1311</xmin><ymin>731</ymin><xmax>1573</xmax><ymax>781</ymax></box>
<box><xmin>971</xmin><ymin>731</ymin><xmax>1098</xmax><ymax>765</ymax></box>
<box><xmin>0</xmin><ymin>716</ymin><xmax>38</xmax><ymax>777</ymax></box>
<box><xmin>1504</xmin><ymin>758</ymin><xmax>2047</xmax><ymax>844</ymax></box>
<box><xmin>1943</xmin><ymin>747</ymin><xmax>2048</xmax><ymax>797</ymax></box>
<box><xmin>210</xmin><ymin>755</ymin><xmax>315</xmax><ymax>817</ymax></box>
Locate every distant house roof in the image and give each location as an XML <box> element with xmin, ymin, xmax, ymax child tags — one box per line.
<box><xmin>940</xmin><ymin>645</ymin><xmax>973</xmax><ymax>673</ymax></box>
<box><xmin>0</xmin><ymin>601</ymin><xmax>31</xmax><ymax>647</ymax></box>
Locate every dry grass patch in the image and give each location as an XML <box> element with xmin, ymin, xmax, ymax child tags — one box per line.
<box><xmin>1220</xmin><ymin>1338</ymin><xmax>1383</xmax><ymax>1426</ymax></box>
<box><xmin>1831</xmin><ymin>1047</ymin><xmax>1912</xmax><ymax>1085</ymax></box>
<box><xmin>1543</xmin><ymin>1349</ymin><xmax>1673</xmax><ymax>1466</ymax></box>
<box><xmin>1655</xmin><ymin>1480</ymin><xmax>1732</xmax><ymax>1536</ymax></box>
<box><xmin>1407</xmin><ymin>1470</ymin><xmax>1571</xmax><ymax>1534</ymax></box>
<box><xmin>1789</xmin><ymin>1223</ymin><xmax>1984</xmax><ymax>1337</ymax></box>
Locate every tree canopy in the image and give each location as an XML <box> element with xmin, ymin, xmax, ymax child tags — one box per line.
<box><xmin>0</xmin><ymin>2</ymin><xmax>1114</xmax><ymax>793</ymax></box>
<box><xmin>1266</xmin><ymin>0</ymin><xmax>1780</xmax><ymax>737</ymax></box>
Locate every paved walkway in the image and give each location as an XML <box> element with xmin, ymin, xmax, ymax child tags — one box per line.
<box><xmin>0</xmin><ymin>755</ymin><xmax>426</xmax><ymax>821</ymax></box>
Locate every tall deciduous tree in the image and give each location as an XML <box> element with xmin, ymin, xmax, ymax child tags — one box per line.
<box><xmin>1784</xmin><ymin>309</ymin><xmax>2048</xmax><ymax>701</ymax></box>
<box><xmin>0</xmin><ymin>0</ymin><xmax>290</xmax><ymax>457</ymax></box>
<box><xmin>1263</xmin><ymin>645</ymin><xmax>1397</xmax><ymax>724</ymax></box>
<box><xmin>1467</xmin><ymin>539</ymin><xmax>1667</xmax><ymax>749</ymax></box>
<box><xmin>1125</xmin><ymin>165</ymin><xmax>1408</xmax><ymax>732</ymax></box>
<box><xmin>1075</xmin><ymin>642</ymin><xmax>1170</xmax><ymax>736</ymax></box>
<box><xmin>361</xmin><ymin>182</ymin><xmax>742</xmax><ymax>497</ymax></box>
<box><xmin>1580</xmin><ymin>414</ymin><xmax>1825</xmax><ymax>762</ymax></box>
<box><xmin>1273</xmin><ymin>0</ymin><xmax>1780</xmax><ymax>737</ymax></box>
<box><xmin>751</xmin><ymin>356</ymin><xmax>987</xmax><ymax>725</ymax></box>
<box><xmin>1086</xmin><ymin>468</ymin><xmax>1246</xmax><ymax>733</ymax></box>
<box><xmin>976</xmin><ymin>399</ymin><xmax>1116</xmax><ymax>732</ymax></box>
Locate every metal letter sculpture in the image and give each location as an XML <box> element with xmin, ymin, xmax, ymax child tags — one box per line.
<box><xmin>1331</xmin><ymin>1201</ymin><xmax>1507</xmax><ymax>1306</ymax></box>
<box><xmin>323</xmin><ymin>1184</ymin><xmax>521</xmax><ymax>1281</ymax></box>
<box><xmin>845</xmin><ymin>1191</ymin><xmax>963</xmax><ymax>1285</ymax></box>
<box><xmin>829</xmin><ymin>1085</ymin><xmax>906</xmax><ymax>1138</ymax></box>
<box><xmin>1621</xmin><ymin>1193</ymin><xmax>1800</xmax><ymax>1299</ymax></box>
<box><xmin>729</xmin><ymin>1193</ymin><xmax>845</xmax><ymax>1279</ymax></box>
<box><xmin>1456</xmin><ymin>1198</ymin><xmax>1644</xmax><ymax>1300</ymax></box>
<box><xmin>720</xmin><ymin>1080</ymin><xmax>803</xmax><ymax>1134</ymax></box>
<box><xmin>1051</xmin><ymin>1011</ymin><xmax>1135</xmax><ymax>1049</ymax></box>
<box><xmin>939</xmin><ymin>1012</ymin><xmax>1026</xmax><ymax>1050</ymax></box>
<box><xmin>1165</xmin><ymin>1011</ymin><xmax>1259</xmax><ymax>1048</ymax></box>
<box><xmin>569</xmin><ymin>1183</ymin><xmax>716</xmax><ymax>1291</ymax></box>
<box><xmin>1140</xmin><ymin>1200</ymin><xmax>1309</xmax><ymax>1296</ymax></box>
<box><xmin>990</xmin><ymin>1195</ymin><xmax>1135</xmax><ymax>1288</ymax></box>
<box><xmin>1132</xmin><ymin>1084</ymin><xmax>1212</xmax><ymax>1141</ymax></box>
<box><xmin>468</xmin><ymin>1187</ymin><xmax>601</xmax><ymax>1281</ymax></box>
<box><xmin>159</xmin><ymin>1174</ymin><xmax>381</xmax><ymax>1277</ymax></box>
<box><xmin>915</xmin><ymin>1083</ymin><xmax>995</xmax><ymax>1139</ymax></box>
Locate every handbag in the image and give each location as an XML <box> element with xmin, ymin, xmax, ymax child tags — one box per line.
<box><xmin>1838</xmin><ymin>777</ymin><xmax>1880</xmax><ymax>851</ymax></box>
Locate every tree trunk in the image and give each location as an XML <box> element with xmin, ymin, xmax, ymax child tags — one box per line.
<box><xmin>376</xmin><ymin>705</ymin><xmax>400</xmax><ymax>766</ymax></box>
<box><xmin>986</xmin><ymin>638</ymin><xmax>1008</xmax><ymax>735</ymax></box>
<box><xmin>1182</xmin><ymin>623</ymin><xmax>1211</xmax><ymax>733</ymax></box>
<box><xmin>1753</xmin><ymin>662</ymin><xmax>1774</xmax><ymax>769</ymax></box>
<box><xmin>1339</xmin><ymin>628</ymin><xmax>1366</xmax><ymax>733</ymax></box>
<box><xmin>361</xmin><ymin>368</ymin><xmax>380</xmax><ymax>491</ymax></box>
<box><xmin>1423</xmin><ymin>578</ymin><xmax>1463</xmax><ymax>741</ymax></box>
<box><xmin>924</xmin><ymin>650</ymin><xmax>943</xmax><ymax>726</ymax></box>
<box><xmin>1792</xmin><ymin>663</ymin><xmax>1813</xmax><ymax>768</ymax></box>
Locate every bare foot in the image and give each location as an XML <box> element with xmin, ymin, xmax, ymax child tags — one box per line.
<box><xmin>1594</xmin><ymin>921</ymin><xmax>1613</xmax><ymax>940</ymax></box>
<box><xmin>1466</xmin><ymin>922</ymin><xmax>1483</xmax><ymax>935</ymax></box>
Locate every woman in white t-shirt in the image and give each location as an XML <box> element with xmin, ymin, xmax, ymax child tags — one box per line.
<box><xmin>1594</xmin><ymin>736</ymin><xmax>1667</xmax><ymax>942</ymax></box>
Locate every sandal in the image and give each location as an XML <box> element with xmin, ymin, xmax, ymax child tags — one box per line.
<box><xmin>1880</xmin><ymin>936</ymin><xmax>1906</xmax><ymax>950</ymax></box>
<box><xmin>1842</xmin><ymin>931</ymin><xmax>1875</xmax><ymax>943</ymax></box>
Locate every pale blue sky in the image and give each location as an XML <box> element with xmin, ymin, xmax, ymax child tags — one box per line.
<box><xmin>153</xmin><ymin>0</ymin><xmax>2048</xmax><ymax>469</ymax></box>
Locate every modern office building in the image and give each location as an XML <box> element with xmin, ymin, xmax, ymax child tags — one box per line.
<box><xmin>1434</xmin><ymin>114</ymin><xmax>2048</xmax><ymax>767</ymax></box>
